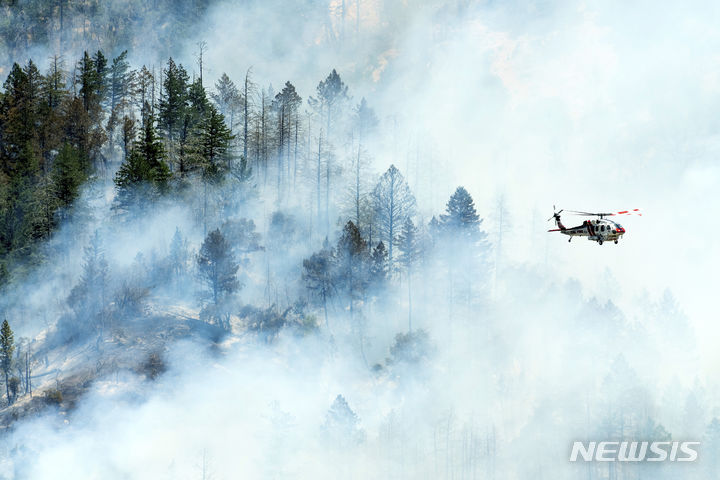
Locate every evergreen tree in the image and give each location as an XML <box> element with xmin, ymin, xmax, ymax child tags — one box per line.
<box><xmin>272</xmin><ymin>81</ymin><xmax>302</xmax><ymax>194</ymax></box>
<box><xmin>372</xmin><ymin>164</ymin><xmax>416</xmax><ymax>266</ymax></box>
<box><xmin>106</xmin><ymin>50</ymin><xmax>133</xmax><ymax>134</ymax></box>
<box><xmin>37</xmin><ymin>57</ymin><xmax>68</xmax><ymax>169</ymax></box>
<box><xmin>197</xmin><ymin>229</ymin><xmax>240</xmax><ymax>307</ymax></box>
<box><xmin>333</xmin><ymin>221</ymin><xmax>369</xmax><ymax>320</ymax></box>
<box><xmin>0</xmin><ymin>62</ymin><xmax>39</xmax><ymax>179</ymax></box>
<box><xmin>108</xmin><ymin>51</ymin><xmax>132</xmax><ymax>112</ymax></box>
<box><xmin>220</xmin><ymin>218</ymin><xmax>262</xmax><ymax>256</ymax></box>
<box><xmin>186</xmin><ymin>77</ymin><xmax>210</xmax><ymax>125</ymax></box>
<box><xmin>397</xmin><ymin>217</ymin><xmax>421</xmax><ymax>331</ymax></box>
<box><xmin>309</xmin><ymin>69</ymin><xmax>349</xmax><ymax>138</ymax></box>
<box><xmin>0</xmin><ymin>319</ymin><xmax>14</xmax><ymax>404</ymax></box>
<box><xmin>68</xmin><ymin>231</ymin><xmax>109</xmax><ymax>337</ymax></box>
<box><xmin>196</xmin><ymin>104</ymin><xmax>234</xmax><ymax>184</ymax></box>
<box><xmin>179</xmin><ymin>77</ymin><xmax>211</xmax><ymax>176</ymax></box>
<box><xmin>23</xmin><ymin>176</ymin><xmax>59</xmax><ymax>243</ymax></box>
<box><xmin>169</xmin><ymin>227</ymin><xmax>189</xmax><ymax>282</ymax></box>
<box><xmin>302</xmin><ymin>240</ymin><xmax>334</xmax><ymax>328</ymax></box>
<box><xmin>354</xmin><ymin>97</ymin><xmax>377</xmax><ymax>145</ymax></box>
<box><xmin>323</xmin><ymin>394</ymin><xmax>365</xmax><ymax>447</ymax></box>
<box><xmin>0</xmin><ymin>262</ymin><xmax>9</xmax><ymax>289</ymax></box>
<box><xmin>52</xmin><ymin>143</ymin><xmax>86</xmax><ymax>208</ymax></box>
<box><xmin>121</xmin><ymin>115</ymin><xmax>136</xmax><ymax>160</ymax></box>
<box><xmin>388</xmin><ymin>329</ymin><xmax>433</xmax><ymax>367</ymax></box>
<box><xmin>437</xmin><ymin>187</ymin><xmax>488</xmax><ymax>307</ymax></box>
<box><xmin>211</xmin><ymin>73</ymin><xmax>241</xmax><ymax>133</ymax></box>
<box><xmin>114</xmin><ymin>113</ymin><xmax>170</xmax><ymax>211</ymax></box>
<box><xmin>76</xmin><ymin>50</ymin><xmax>108</xmax><ymax>122</ymax></box>
<box><xmin>369</xmin><ymin>241</ymin><xmax>388</xmax><ymax>285</ymax></box>
<box><xmin>440</xmin><ymin>186</ymin><xmax>483</xmax><ymax>241</ymax></box>
<box><xmin>158</xmin><ymin>58</ymin><xmax>189</xmax><ymax>143</ymax></box>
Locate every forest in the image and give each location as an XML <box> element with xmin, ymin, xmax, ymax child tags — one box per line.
<box><xmin>1</xmin><ymin>1</ymin><xmax>719</xmax><ymax>479</ymax></box>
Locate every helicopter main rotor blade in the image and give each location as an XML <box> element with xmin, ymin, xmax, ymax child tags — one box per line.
<box><xmin>567</xmin><ymin>210</ymin><xmax>614</xmax><ymax>216</ymax></box>
<box><xmin>566</xmin><ymin>208</ymin><xmax>642</xmax><ymax>217</ymax></box>
<box><xmin>614</xmin><ymin>208</ymin><xmax>642</xmax><ymax>216</ymax></box>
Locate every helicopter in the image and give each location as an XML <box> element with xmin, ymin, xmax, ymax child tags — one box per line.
<box><xmin>547</xmin><ymin>207</ymin><xmax>641</xmax><ymax>245</ymax></box>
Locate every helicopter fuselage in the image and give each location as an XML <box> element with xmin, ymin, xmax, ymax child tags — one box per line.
<box><xmin>559</xmin><ymin>218</ymin><xmax>625</xmax><ymax>244</ymax></box>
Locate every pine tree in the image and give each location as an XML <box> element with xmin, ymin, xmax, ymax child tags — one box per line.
<box><xmin>334</xmin><ymin>221</ymin><xmax>369</xmax><ymax>321</ymax></box>
<box><xmin>158</xmin><ymin>58</ymin><xmax>189</xmax><ymax>143</ymax></box>
<box><xmin>52</xmin><ymin>143</ymin><xmax>86</xmax><ymax>208</ymax></box>
<box><xmin>114</xmin><ymin>113</ymin><xmax>170</xmax><ymax>212</ymax></box>
<box><xmin>354</xmin><ymin>97</ymin><xmax>377</xmax><ymax>145</ymax></box>
<box><xmin>0</xmin><ymin>319</ymin><xmax>16</xmax><ymax>404</ymax></box>
<box><xmin>196</xmin><ymin>104</ymin><xmax>234</xmax><ymax>184</ymax></box>
<box><xmin>121</xmin><ymin>115</ymin><xmax>136</xmax><ymax>161</ymax></box>
<box><xmin>0</xmin><ymin>263</ymin><xmax>9</xmax><ymax>289</ymax></box>
<box><xmin>197</xmin><ymin>229</ymin><xmax>240</xmax><ymax>307</ymax></box>
<box><xmin>372</xmin><ymin>164</ymin><xmax>416</xmax><ymax>266</ymax></box>
<box><xmin>220</xmin><ymin>218</ymin><xmax>262</xmax><ymax>256</ymax></box>
<box><xmin>302</xmin><ymin>240</ymin><xmax>334</xmax><ymax>328</ymax></box>
<box><xmin>1</xmin><ymin>62</ymin><xmax>40</xmax><ymax>179</ymax></box>
<box><xmin>134</xmin><ymin>66</ymin><xmax>155</xmax><ymax>122</ymax></box>
<box><xmin>68</xmin><ymin>231</ymin><xmax>109</xmax><ymax>337</ymax></box>
<box><xmin>309</xmin><ymin>69</ymin><xmax>349</xmax><ymax>138</ymax></box>
<box><xmin>106</xmin><ymin>50</ymin><xmax>133</xmax><ymax>136</ymax></box>
<box><xmin>437</xmin><ymin>187</ymin><xmax>488</xmax><ymax>308</ymax></box>
<box><xmin>186</xmin><ymin>77</ymin><xmax>209</xmax><ymax>124</ymax></box>
<box><xmin>77</xmin><ymin>51</ymin><xmax>99</xmax><ymax>114</ymax></box>
<box><xmin>272</xmin><ymin>81</ymin><xmax>302</xmax><ymax>196</ymax></box>
<box><xmin>133</xmin><ymin>113</ymin><xmax>169</xmax><ymax>186</ymax></box>
<box><xmin>440</xmin><ymin>186</ymin><xmax>482</xmax><ymax>240</ymax></box>
<box><xmin>211</xmin><ymin>73</ymin><xmax>240</xmax><ymax>133</ymax></box>
<box><xmin>369</xmin><ymin>241</ymin><xmax>388</xmax><ymax>284</ymax></box>
<box><xmin>323</xmin><ymin>394</ymin><xmax>365</xmax><ymax>447</ymax></box>
<box><xmin>168</xmin><ymin>227</ymin><xmax>189</xmax><ymax>288</ymax></box>
<box><xmin>397</xmin><ymin>217</ymin><xmax>421</xmax><ymax>331</ymax></box>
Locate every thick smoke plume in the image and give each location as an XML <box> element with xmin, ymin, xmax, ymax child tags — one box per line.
<box><xmin>0</xmin><ymin>1</ymin><xmax>719</xmax><ymax>479</ymax></box>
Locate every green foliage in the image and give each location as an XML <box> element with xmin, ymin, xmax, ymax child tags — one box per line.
<box><xmin>114</xmin><ymin>114</ymin><xmax>170</xmax><ymax>212</ymax></box>
<box><xmin>158</xmin><ymin>58</ymin><xmax>189</xmax><ymax>143</ymax></box>
<box><xmin>397</xmin><ymin>217</ymin><xmax>420</xmax><ymax>271</ymax></box>
<box><xmin>0</xmin><ymin>262</ymin><xmax>9</xmax><ymax>288</ymax></box>
<box><xmin>44</xmin><ymin>388</ymin><xmax>63</xmax><ymax>405</ymax></box>
<box><xmin>141</xmin><ymin>352</ymin><xmax>166</xmax><ymax>380</ymax></box>
<box><xmin>0</xmin><ymin>319</ymin><xmax>14</xmax><ymax>372</ymax></box>
<box><xmin>302</xmin><ymin>242</ymin><xmax>334</xmax><ymax>327</ymax></box>
<box><xmin>67</xmin><ymin>231</ymin><xmax>109</xmax><ymax>336</ymax></box>
<box><xmin>196</xmin><ymin>104</ymin><xmax>235</xmax><ymax>184</ymax></box>
<box><xmin>197</xmin><ymin>229</ymin><xmax>240</xmax><ymax>306</ymax></box>
<box><xmin>7</xmin><ymin>376</ymin><xmax>19</xmax><ymax>398</ymax></box>
<box><xmin>240</xmin><ymin>302</ymin><xmax>314</xmax><ymax>343</ymax></box>
<box><xmin>0</xmin><ymin>319</ymin><xmax>15</xmax><ymax>403</ymax></box>
<box><xmin>52</xmin><ymin>144</ymin><xmax>86</xmax><ymax>208</ymax></box>
<box><xmin>219</xmin><ymin>218</ymin><xmax>262</xmax><ymax>256</ymax></box>
<box><xmin>388</xmin><ymin>329</ymin><xmax>433</xmax><ymax>366</ymax></box>
<box><xmin>439</xmin><ymin>186</ymin><xmax>482</xmax><ymax>238</ymax></box>
<box><xmin>370</xmin><ymin>241</ymin><xmax>388</xmax><ymax>281</ymax></box>
<box><xmin>309</xmin><ymin>69</ymin><xmax>349</xmax><ymax>135</ymax></box>
<box><xmin>0</xmin><ymin>1</ymin><xmax>217</xmax><ymax>75</ymax></box>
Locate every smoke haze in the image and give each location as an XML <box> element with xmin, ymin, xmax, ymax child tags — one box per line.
<box><xmin>1</xmin><ymin>1</ymin><xmax>719</xmax><ymax>479</ymax></box>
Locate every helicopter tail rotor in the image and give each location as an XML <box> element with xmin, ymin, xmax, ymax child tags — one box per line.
<box><xmin>547</xmin><ymin>206</ymin><xmax>566</xmax><ymax>230</ymax></box>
